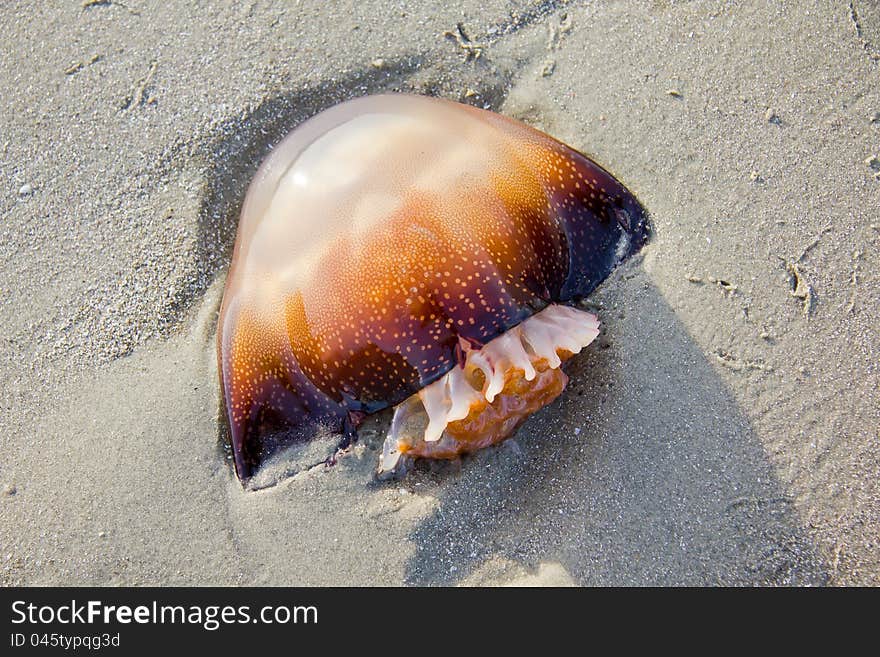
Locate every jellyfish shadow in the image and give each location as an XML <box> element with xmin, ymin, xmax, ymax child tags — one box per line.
<box><xmin>403</xmin><ymin>269</ymin><xmax>829</xmax><ymax>585</ymax></box>
<box><xmin>190</xmin><ymin>55</ymin><xmax>829</xmax><ymax>585</ymax></box>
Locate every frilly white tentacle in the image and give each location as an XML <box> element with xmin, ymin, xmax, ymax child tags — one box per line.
<box><xmin>378</xmin><ymin>304</ymin><xmax>600</xmax><ymax>476</ymax></box>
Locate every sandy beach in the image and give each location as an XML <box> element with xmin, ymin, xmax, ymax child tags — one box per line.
<box><xmin>1</xmin><ymin>0</ymin><xmax>877</xmax><ymax>585</ymax></box>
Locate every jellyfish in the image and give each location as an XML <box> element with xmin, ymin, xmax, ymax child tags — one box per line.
<box><xmin>217</xmin><ymin>94</ymin><xmax>649</xmax><ymax>482</ymax></box>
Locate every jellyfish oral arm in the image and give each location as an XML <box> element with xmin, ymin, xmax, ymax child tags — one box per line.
<box><xmin>378</xmin><ymin>303</ymin><xmax>600</xmax><ymax>476</ymax></box>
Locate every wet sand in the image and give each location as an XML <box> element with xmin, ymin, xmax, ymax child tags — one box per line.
<box><xmin>1</xmin><ymin>1</ymin><xmax>878</xmax><ymax>585</ymax></box>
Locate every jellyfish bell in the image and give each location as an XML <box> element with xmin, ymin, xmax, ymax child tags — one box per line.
<box><xmin>218</xmin><ymin>93</ymin><xmax>649</xmax><ymax>483</ymax></box>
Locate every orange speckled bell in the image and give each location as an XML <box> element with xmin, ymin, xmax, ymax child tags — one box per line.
<box><xmin>218</xmin><ymin>94</ymin><xmax>649</xmax><ymax>482</ymax></box>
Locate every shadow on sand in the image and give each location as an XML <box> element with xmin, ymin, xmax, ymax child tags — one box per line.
<box><xmin>403</xmin><ymin>270</ymin><xmax>828</xmax><ymax>585</ymax></box>
<box><xmin>194</xmin><ymin>59</ymin><xmax>829</xmax><ymax>585</ymax></box>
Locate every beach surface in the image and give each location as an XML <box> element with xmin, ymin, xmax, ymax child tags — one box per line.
<box><xmin>1</xmin><ymin>0</ymin><xmax>878</xmax><ymax>585</ymax></box>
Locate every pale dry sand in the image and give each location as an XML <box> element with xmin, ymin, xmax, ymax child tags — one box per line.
<box><xmin>1</xmin><ymin>1</ymin><xmax>878</xmax><ymax>585</ymax></box>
